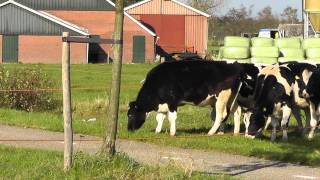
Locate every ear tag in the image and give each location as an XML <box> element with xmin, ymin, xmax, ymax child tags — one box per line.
<box><xmin>295</xmin><ymin>75</ymin><xmax>300</xmax><ymax>80</ymax></box>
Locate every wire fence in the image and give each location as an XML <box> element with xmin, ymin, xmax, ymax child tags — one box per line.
<box><xmin>0</xmin><ymin>65</ymin><xmax>319</xmax><ymax>142</ymax></box>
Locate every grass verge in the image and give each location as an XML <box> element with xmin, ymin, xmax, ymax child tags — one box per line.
<box><xmin>0</xmin><ymin>145</ymin><xmax>233</xmax><ymax>179</ymax></box>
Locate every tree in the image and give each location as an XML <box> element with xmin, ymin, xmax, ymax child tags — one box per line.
<box><xmin>188</xmin><ymin>0</ymin><xmax>224</xmax><ymax>14</ymax></box>
<box><xmin>281</xmin><ymin>6</ymin><xmax>299</xmax><ymax>24</ymax></box>
<box><xmin>101</xmin><ymin>0</ymin><xmax>124</xmax><ymax>156</ymax></box>
<box><xmin>257</xmin><ymin>6</ymin><xmax>279</xmax><ymax>29</ymax></box>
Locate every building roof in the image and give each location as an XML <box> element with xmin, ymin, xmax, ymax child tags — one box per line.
<box><xmin>124</xmin><ymin>0</ymin><xmax>210</xmax><ymax>17</ymax></box>
<box><xmin>106</xmin><ymin>0</ymin><xmax>157</xmax><ymax>37</ymax></box>
<box><xmin>0</xmin><ymin>0</ymin><xmax>115</xmax><ymax>11</ymax></box>
<box><xmin>0</xmin><ymin>0</ymin><xmax>89</xmax><ymax>35</ymax></box>
<box><xmin>0</xmin><ymin>0</ymin><xmax>156</xmax><ymax>37</ymax></box>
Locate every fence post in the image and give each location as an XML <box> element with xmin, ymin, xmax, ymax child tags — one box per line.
<box><xmin>62</xmin><ymin>32</ymin><xmax>73</xmax><ymax>171</ymax></box>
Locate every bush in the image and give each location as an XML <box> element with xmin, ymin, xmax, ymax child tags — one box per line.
<box><xmin>0</xmin><ymin>66</ymin><xmax>60</xmax><ymax>112</ymax></box>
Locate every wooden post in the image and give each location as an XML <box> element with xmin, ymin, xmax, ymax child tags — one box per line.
<box><xmin>62</xmin><ymin>32</ymin><xmax>73</xmax><ymax>171</ymax></box>
<box><xmin>101</xmin><ymin>0</ymin><xmax>124</xmax><ymax>156</ymax></box>
<box><xmin>107</xmin><ymin>51</ymin><xmax>110</xmax><ymax>64</ymax></box>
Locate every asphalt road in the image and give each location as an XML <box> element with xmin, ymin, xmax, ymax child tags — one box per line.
<box><xmin>0</xmin><ymin>125</ymin><xmax>319</xmax><ymax>180</ymax></box>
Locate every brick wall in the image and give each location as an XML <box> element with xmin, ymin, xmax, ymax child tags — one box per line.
<box><xmin>46</xmin><ymin>11</ymin><xmax>155</xmax><ymax>63</ymax></box>
<box><xmin>19</xmin><ymin>36</ymin><xmax>87</xmax><ymax>64</ymax></box>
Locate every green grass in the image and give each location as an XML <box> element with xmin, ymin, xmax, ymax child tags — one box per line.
<box><xmin>0</xmin><ymin>64</ymin><xmax>319</xmax><ymax>167</ymax></box>
<box><xmin>0</xmin><ymin>145</ymin><xmax>231</xmax><ymax>179</ymax></box>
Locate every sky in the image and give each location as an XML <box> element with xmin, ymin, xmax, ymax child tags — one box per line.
<box><xmin>216</xmin><ymin>0</ymin><xmax>303</xmax><ymax>19</ymax></box>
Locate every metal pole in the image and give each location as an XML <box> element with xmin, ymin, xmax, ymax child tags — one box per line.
<box><xmin>303</xmin><ymin>0</ymin><xmax>309</xmax><ymax>38</ymax></box>
<box><xmin>62</xmin><ymin>32</ymin><xmax>73</xmax><ymax>171</ymax></box>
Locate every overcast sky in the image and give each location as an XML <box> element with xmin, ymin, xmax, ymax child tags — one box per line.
<box><xmin>216</xmin><ymin>0</ymin><xmax>303</xmax><ymax>18</ymax></box>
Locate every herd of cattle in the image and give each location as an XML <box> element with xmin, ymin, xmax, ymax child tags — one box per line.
<box><xmin>127</xmin><ymin>60</ymin><xmax>320</xmax><ymax>141</ymax></box>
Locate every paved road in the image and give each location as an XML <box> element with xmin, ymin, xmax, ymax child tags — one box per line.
<box><xmin>0</xmin><ymin>125</ymin><xmax>319</xmax><ymax>180</ymax></box>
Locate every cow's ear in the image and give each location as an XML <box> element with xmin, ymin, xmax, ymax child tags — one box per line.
<box><xmin>129</xmin><ymin>101</ymin><xmax>135</xmax><ymax>108</ymax></box>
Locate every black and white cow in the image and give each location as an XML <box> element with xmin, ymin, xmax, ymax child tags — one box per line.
<box><xmin>247</xmin><ymin>64</ymin><xmax>295</xmax><ymax>141</ymax></box>
<box><xmin>248</xmin><ymin>62</ymin><xmax>319</xmax><ymax>140</ymax></box>
<box><xmin>303</xmin><ymin>67</ymin><xmax>320</xmax><ymax>138</ymax></box>
<box><xmin>127</xmin><ymin>60</ymin><xmax>252</xmax><ymax>136</ymax></box>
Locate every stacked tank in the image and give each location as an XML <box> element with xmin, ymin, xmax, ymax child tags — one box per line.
<box><xmin>250</xmin><ymin>37</ymin><xmax>278</xmax><ymax>64</ymax></box>
<box><xmin>303</xmin><ymin>38</ymin><xmax>320</xmax><ymax>62</ymax></box>
<box><xmin>219</xmin><ymin>36</ymin><xmax>250</xmax><ymax>63</ymax></box>
<box><xmin>276</xmin><ymin>38</ymin><xmax>305</xmax><ymax>62</ymax></box>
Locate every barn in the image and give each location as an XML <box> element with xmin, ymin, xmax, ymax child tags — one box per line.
<box><xmin>0</xmin><ymin>0</ymin><xmax>156</xmax><ymax>64</ymax></box>
<box><xmin>125</xmin><ymin>0</ymin><xmax>209</xmax><ymax>55</ymax></box>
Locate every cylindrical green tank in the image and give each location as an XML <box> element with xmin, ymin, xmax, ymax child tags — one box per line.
<box><xmin>305</xmin><ymin>0</ymin><xmax>320</xmax><ymax>32</ymax></box>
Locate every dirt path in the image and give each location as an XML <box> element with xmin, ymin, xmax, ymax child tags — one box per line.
<box><xmin>0</xmin><ymin>125</ymin><xmax>319</xmax><ymax>180</ymax></box>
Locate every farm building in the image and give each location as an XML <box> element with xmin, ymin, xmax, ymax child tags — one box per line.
<box><xmin>0</xmin><ymin>0</ymin><xmax>156</xmax><ymax>64</ymax></box>
<box><xmin>125</xmin><ymin>0</ymin><xmax>210</xmax><ymax>55</ymax></box>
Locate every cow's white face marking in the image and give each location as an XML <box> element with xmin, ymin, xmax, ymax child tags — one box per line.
<box><xmin>302</xmin><ymin>69</ymin><xmax>313</xmax><ymax>86</ymax></box>
<box><xmin>293</xmin><ymin>82</ymin><xmax>309</xmax><ymax>107</ymax></box>
<box><xmin>246</xmin><ymin>75</ymin><xmax>252</xmax><ymax>80</ymax></box>
<box><xmin>158</xmin><ymin>103</ymin><xmax>169</xmax><ymax>113</ymax></box>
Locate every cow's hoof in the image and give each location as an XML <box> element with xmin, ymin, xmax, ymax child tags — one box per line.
<box><xmin>233</xmin><ymin>133</ymin><xmax>240</xmax><ymax>136</ymax></box>
<box><xmin>282</xmin><ymin>136</ymin><xmax>288</xmax><ymax>141</ymax></box>
<box><xmin>245</xmin><ymin>134</ymin><xmax>255</xmax><ymax>139</ymax></box>
<box><xmin>308</xmin><ymin>134</ymin><xmax>314</xmax><ymax>140</ymax></box>
<box><xmin>217</xmin><ymin>132</ymin><xmax>224</xmax><ymax>135</ymax></box>
<box><xmin>207</xmin><ymin>131</ymin><xmax>215</xmax><ymax>136</ymax></box>
<box><xmin>170</xmin><ymin>133</ymin><xmax>176</xmax><ymax>137</ymax></box>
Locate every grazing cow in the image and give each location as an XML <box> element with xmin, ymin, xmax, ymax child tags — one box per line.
<box><xmin>247</xmin><ymin>64</ymin><xmax>294</xmax><ymax>141</ymax></box>
<box><xmin>127</xmin><ymin>60</ymin><xmax>251</xmax><ymax>136</ymax></box>
<box><xmin>248</xmin><ymin>62</ymin><xmax>319</xmax><ymax>140</ymax></box>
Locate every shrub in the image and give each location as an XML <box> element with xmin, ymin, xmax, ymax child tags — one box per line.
<box><xmin>0</xmin><ymin>66</ymin><xmax>60</xmax><ymax>112</ymax></box>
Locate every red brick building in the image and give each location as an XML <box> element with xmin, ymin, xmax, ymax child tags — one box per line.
<box><xmin>0</xmin><ymin>0</ymin><xmax>156</xmax><ymax>64</ymax></box>
<box><xmin>125</xmin><ymin>0</ymin><xmax>209</xmax><ymax>55</ymax></box>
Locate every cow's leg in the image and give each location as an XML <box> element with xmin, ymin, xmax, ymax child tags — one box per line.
<box><xmin>281</xmin><ymin>105</ymin><xmax>291</xmax><ymax>141</ymax></box>
<box><xmin>155</xmin><ymin>112</ymin><xmax>166</xmax><ymax>133</ymax></box>
<box><xmin>270</xmin><ymin>117</ymin><xmax>278</xmax><ymax>141</ymax></box>
<box><xmin>308</xmin><ymin>103</ymin><xmax>318</xmax><ymax>139</ymax></box>
<box><xmin>233</xmin><ymin>106</ymin><xmax>241</xmax><ymax>135</ymax></box>
<box><xmin>168</xmin><ymin>111</ymin><xmax>177</xmax><ymax>136</ymax></box>
<box><xmin>208</xmin><ymin>89</ymin><xmax>231</xmax><ymax>135</ymax></box>
<box><xmin>243</xmin><ymin>112</ymin><xmax>251</xmax><ymax>135</ymax></box>
<box><xmin>304</xmin><ymin>109</ymin><xmax>311</xmax><ymax>134</ymax></box>
<box><xmin>291</xmin><ymin>107</ymin><xmax>303</xmax><ymax>133</ymax></box>
<box><xmin>264</xmin><ymin>117</ymin><xmax>272</xmax><ymax>130</ymax></box>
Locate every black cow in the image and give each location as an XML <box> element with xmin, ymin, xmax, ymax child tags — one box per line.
<box><xmin>127</xmin><ymin>60</ymin><xmax>251</xmax><ymax>136</ymax></box>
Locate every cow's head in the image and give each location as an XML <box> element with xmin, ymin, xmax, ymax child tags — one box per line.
<box><xmin>247</xmin><ymin>75</ymin><xmax>283</xmax><ymax>138</ymax></box>
<box><xmin>247</xmin><ymin>108</ymin><xmax>267</xmax><ymax>137</ymax></box>
<box><xmin>306</xmin><ymin>70</ymin><xmax>320</xmax><ymax>101</ymax></box>
<box><xmin>239</xmin><ymin>64</ymin><xmax>260</xmax><ymax>98</ymax></box>
<box><xmin>127</xmin><ymin>101</ymin><xmax>146</xmax><ymax>131</ymax></box>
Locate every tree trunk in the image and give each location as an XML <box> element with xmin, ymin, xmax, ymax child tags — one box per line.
<box><xmin>101</xmin><ymin>0</ymin><xmax>124</xmax><ymax>156</ymax></box>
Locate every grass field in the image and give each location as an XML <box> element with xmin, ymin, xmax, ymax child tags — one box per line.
<box><xmin>0</xmin><ymin>64</ymin><xmax>319</xmax><ymax>166</ymax></box>
<box><xmin>0</xmin><ymin>145</ymin><xmax>228</xmax><ymax>179</ymax></box>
